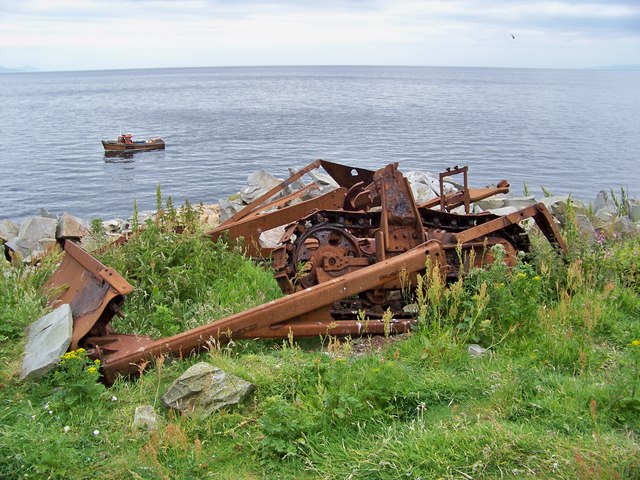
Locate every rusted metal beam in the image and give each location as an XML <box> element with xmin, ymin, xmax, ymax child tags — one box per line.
<box><xmin>98</xmin><ymin>239</ymin><xmax>446</xmax><ymax>381</ymax></box>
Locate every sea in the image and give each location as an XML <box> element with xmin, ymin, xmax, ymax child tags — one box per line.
<box><xmin>1</xmin><ymin>66</ymin><xmax>639</xmax><ymax>223</ymax></box>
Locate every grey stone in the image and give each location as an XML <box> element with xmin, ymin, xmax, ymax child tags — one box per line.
<box><xmin>593</xmin><ymin>190</ymin><xmax>610</xmax><ymax>213</ymax></box>
<box><xmin>20</xmin><ymin>304</ymin><xmax>73</xmax><ymax>381</ymax></box>
<box><xmin>162</xmin><ymin>362</ymin><xmax>254</xmax><ymax>415</ymax></box>
<box><xmin>39</xmin><ymin>208</ymin><xmax>58</xmax><ymax>219</ymax></box>
<box><xmin>56</xmin><ymin>213</ymin><xmax>88</xmax><ymax>239</ymax></box>
<box><xmin>595</xmin><ymin>205</ymin><xmax>617</xmax><ymax>223</ymax></box>
<box><xmin>218</xmin><ymin>197</ymin><xmax>246</xmax><ymax>222</ymax></box>
<box><xmin>614</xmin><ymin>217</ymin><xmax>635</xmax><ymax>237</ymax></box>
<box><xmin>103</xmin><ymin>219</ymin><xmax>123</xmax><ymax>233</ymax></box>
<box><xmin>308</xmin><ymin>169</ymin><xmax>339</xmax><ymax>189</ymax></box>
<box><xmin>5</xmin><ymin>236</ymin><xmax>56</xmax><ymax>263</ymax></box>
<box><xmin>574</xmin><ymin>214</ymin><xmax>597</xmax><ymax>245</ymax></box>
<box><xmin>628</xmin><ymin>200</ymin><xmax>640</xmax><ymax>223</ymax></box>
<box><xmin>504</xmin><ymin>196</ymin><xmax>537</xmax><ymax>209</ymax></box>
<box><xmin>239</xmin><ymin>170</ymin><xmax>283</xmax><ymax>204</ymax></box>
<box><xmin>259</xmin><ymin>225</ymin><xmax>286</xmax><ymax>248</ymax></box>
<box><xmin>468</xmin><ymin>344</ymin><xmax>488</xmax><ymax>357</ymax></box>
<box><xmin>18</xmin><ymin>216</ymin><xmax>57</xmax><ymax>241</ymax></box>
<box><xmin>486</xmin><ymin>206</ymin><xmax>519</xmax><ymax>216</ymax></box>
<box><xmin>475</xmin><ymin>194</ymin><xmax>507</xmax><ymax>211</ymax></box>
<box><xmin>0</xmin><ymin>220</ymin><xmax>19</xmax><ymax>243</ymax></box>
<box><xmin>133</xmin><ymin>405</ymin><xmax>158</xmax><ymax>431</ymax></box>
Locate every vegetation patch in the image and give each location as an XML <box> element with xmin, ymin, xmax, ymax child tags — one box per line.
<box><xmin>1</xmin><ymin>198</ymin><xmax>639</xmax><ymax>479</ymax></box>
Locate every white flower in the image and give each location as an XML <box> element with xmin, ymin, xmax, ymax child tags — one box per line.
<box><xmin>93</xmin><ymin>429</ymin><xmax>100</xmax><ymax>436</ymax></box>
<box><xmin>110</xmin><ymin>396</ymin><xmax>118</xmax><ymax>402</ymax></box>
<box><xmin>63</xmin><ymin>426</ymin><xmax>70</xmax><ymax>433</ymax></box>
<box><xmin>48</xmin><ymin>410</ymin><xmax>53</xmax><ymax>415</ymax></box>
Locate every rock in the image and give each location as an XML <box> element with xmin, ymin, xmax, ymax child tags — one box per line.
<box><xmin>5</xmin><ymin>236</ymin><xmax>56</xmax><ymax>263</ymax></box>
<box><xmin>18</xmin><ymin>216</ymin><xmax>57</xmax><ymax>241</ymax></box>
<box><xmin>594</xmin><ymin>205</ymin><xmax>617</xmax><ymax>224</ymax></box>
<box><xmin>20</xmin><ymin>304</ymin><xmax>73</xmax><ymax>381</ymax></box>
<box><xmin>614</xmin><ymin>217</ymin><xmax>636</xmax><ymax>237</ymax></box>
<box><xmin>574</xmin><ymin>214</ymin><xmax>597</xmax><ymax>244</ymax></box>
<box><xmin>468</xmin><ymin>344</ymin><xmax>488</xmax><ymax>357</ymax></box>
<box><xmin>218</xmin><ymin>197</ymin><xmax>246</xmax><ymax>222</ymax></box>
<box><xmin>239</xmin><ymin>170</ymin><xmax>283</xmax><ymax>204</ymax></box>
<box><xmin>103</xmin><ymin>219</ymin><xmax>124</xmax><ymax>233</ymax></box>
<box><xmin>133</xmin><ymin>405</ymin><xmax>158</xmax><ymax>432</ymax></box>
<box><xmin>628</xmin><ymin>200</ymin><xmax>640</xmax><ymax>223</ymax></box>
<box><xmin>308</xmin><ymin>169</ymin><xmax>339</xmax><ymax>189</ymax></box>
<box><xmin>161</xmin><ymin>362</ymin><xmax>254</xmax><ymax>415</ymax></box>
<box><xmin>39</xmin><ymin>208</ymin><xmax>58</xmax><ymax>219</ymax></box>
<box><xmin>475</xmin><ymin>194</ymin><xmax>507</xmax><ymax>211</ymax></box>
<box><xmin>56</xmin><ymin>212</ymin><xmax>88</xmax><ymax>239</ymax></box>
<box><xmin>593</xmin><ymin>190</ymin><xmax>610</xmax><ymax>213</ymax></box>
<box><xmin>0</xmin><ymin>219</ymin><xmax>19</xmax><ymax>243</ymax></box>
<box><xmin>486</xmin><ymin>206</ymin><xmax>519</xmax><ymax>216</ymax></box>
<box><xmin>259</xmin><ymin>225</ymin><xmax>286</xmax><ymax>248</ymax></box>
<box><xmin>504</xmin><ymin>196</ymin><xmax>537</xmax><ymax>209</ymax></box>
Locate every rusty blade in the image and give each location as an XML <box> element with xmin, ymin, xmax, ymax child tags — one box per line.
<box><xmin>43</xmin><ymin>240</ymin><xmax>133</xmax><ymax>349</ymax></box>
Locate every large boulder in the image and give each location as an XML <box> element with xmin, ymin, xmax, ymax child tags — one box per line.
<box><xmin>18</xmin><ymin>216</ymin><xmax>57</xmax><ymax>241</ymax></box>
<box><xmin>56</xmin><ymin>212</ymin><xmax>88</xmax><ymax>240</ymax></box>
<box><xmin>162</xmin><ymin>362</ymin><xmax>254</xmax><ymax>415</ymax></box>
<box><xmin>20</xmin><ymin>304</ymin><xmax>73</xmax><ymax>381</ymax></box>
<box><xmin>0</xmin><ymin>219</ymin><xmax>19</xmax><ymax>243</ymax></box>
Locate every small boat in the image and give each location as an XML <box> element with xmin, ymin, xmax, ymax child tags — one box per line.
<box><xmin>102</xmin><ymin>133</ymin><xmax>165</xmax><ymax>152</ymax></box>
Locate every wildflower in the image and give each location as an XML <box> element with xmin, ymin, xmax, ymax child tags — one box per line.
<box><xmin>87</xmin><ymin>367</ymin><xmax>97</xmax><ymax>374</ymax></box>
<box><xmin>631</xmin><ymin>340</ymin><xmax>640</xmax><ymax>347</ymax></box>
<box><xmin>516</xmin><ymin>272</ymin><xmax>526</xmax><ymax>279</ymax></box>
<box><xmin>93</xmin><ymin>429</ymin><xmax>100</xmax><ymax>436</ymax></box>
<box><xmin>63</xmin><ymin>426</ymin><xmax>70</xmax><ymax>433</ymax></box>
<box><xmin>94</xmin><ymin>359</ymin><xmax>101</xmax><ymax>365</ymax></box>
<box><xmin>110</xmin><ymin>395</ymin><xmax>118</xmax><ymax>402</ymax></box>
<box><xmin>533</xmin><ymin>275</ymin><xmax>541</xmax><ymax>281</ymax></box>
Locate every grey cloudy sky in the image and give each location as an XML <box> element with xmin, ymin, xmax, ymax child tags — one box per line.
<box><xmin>1</xmin><ymin>0</ymin><xmax>639</xmax><ymax>71</ymax></box>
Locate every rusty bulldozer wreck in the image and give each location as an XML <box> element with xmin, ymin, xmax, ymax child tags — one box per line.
<box><xmin>44</xmin><ymin>160</ymin><xmax>567</xmax><ymax>383</ymax></box>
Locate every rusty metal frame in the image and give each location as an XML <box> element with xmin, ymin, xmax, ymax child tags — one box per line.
<box><xmin>42</xmin><ymin>161</ymin><xmax>568</xmax><ymax>384</ymax></box>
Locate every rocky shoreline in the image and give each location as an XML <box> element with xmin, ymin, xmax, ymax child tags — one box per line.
<box><xmin>2</xmin><ymin>167</ymin><xmax>639</xmax><ymax>263</ymax></box>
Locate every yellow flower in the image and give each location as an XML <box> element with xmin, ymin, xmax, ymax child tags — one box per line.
<box><xmin>630</xmin><ymin>340</ymin><xmax>640</xmax><ymax>347</ymax></box>
<box><xmin>87</xmin><ymin>367</ymin><xmax>97</xmax><ymax>374</ymax></box>
<box><xmin>516</xmin><ymin>272</ymin><xmax>526</xmax><ymax>279</ymax></box>
<box><xmin>533</xmin><ymin>275</ymin><xmax>541</xmax><ymax>281</ymax></box>
<box><xmin>94</xmin><ymin>359</ymin><xmax>101</xmax><ymax>365</ymax></box>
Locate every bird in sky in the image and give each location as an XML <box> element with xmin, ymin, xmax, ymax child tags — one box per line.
<box><xmin>511</xmin><ymin>34</ymin><xmax>516</xmax><ymax>39</ymax></box>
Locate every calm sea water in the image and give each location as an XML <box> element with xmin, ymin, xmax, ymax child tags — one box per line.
<box><xmin>1</xmin><ymin>66</ymin><xmax>639</xmax><ymax>223</ymax></box>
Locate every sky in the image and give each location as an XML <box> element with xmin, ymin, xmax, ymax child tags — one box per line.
<box><xmin>1</xmin><ymin>0</ymin><xmax>639</xmax><ymax>72</ymax></box>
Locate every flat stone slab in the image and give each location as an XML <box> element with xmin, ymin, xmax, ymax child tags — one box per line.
<box><xmin>162</xmin><ymin>362</ymin><xmax>254</xmax><ymax>415</ymax></box>
<box><xmin>20</xmin><ymin>304</ymin><xmax>73</xmax><ymax>381</ymax></box>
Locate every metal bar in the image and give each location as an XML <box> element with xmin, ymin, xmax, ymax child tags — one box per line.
<box><xmin>100</xmin><ymin>239</ymin><xmax>445</xmax><ymax>380</ymax></box>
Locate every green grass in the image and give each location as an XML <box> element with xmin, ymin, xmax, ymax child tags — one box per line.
<box><xmin>1</xmin><ymin>200</ymin><xmax>639</xmax><ymax>479</ymax></box>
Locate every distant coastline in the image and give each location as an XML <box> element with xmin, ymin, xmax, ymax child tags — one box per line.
<box><xmin>0</xmin><ymin>66</ymin><xmax>39</xmax><ymax>73</ymax></box>
<box><xmin>2</xmin><ymin>64</ymin><xmax>640</xmax><ymax>74</ymax></box>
